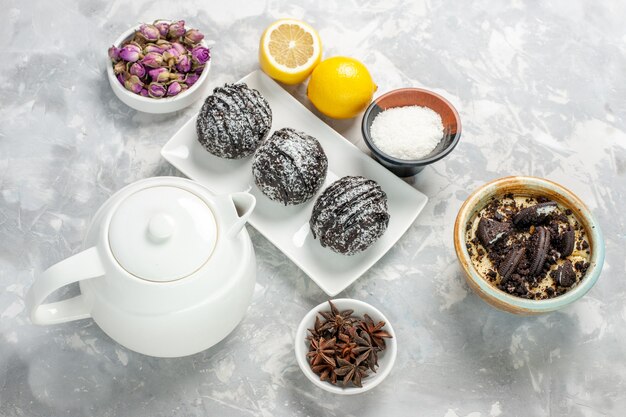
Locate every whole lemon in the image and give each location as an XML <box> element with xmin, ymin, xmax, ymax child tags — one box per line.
<box><xmin>307</xmin><ymin>57</ymin><xmax>377</xmax><ymax>119</ymax></box>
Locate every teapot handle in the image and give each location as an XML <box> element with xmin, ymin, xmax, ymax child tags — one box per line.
<box><xmin>26</xmin><ymin>246</ymin><xmax>105</xmax><ymax>325</ymax></box>
<box><xmin>227</xmin><ymin>192</ymin><xmax>256</xmax><ymax>239</ymax></box>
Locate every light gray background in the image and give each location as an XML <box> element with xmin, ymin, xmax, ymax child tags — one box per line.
<box><xmin>1</xmin><ymin>1</ymin><xmax>625</xmax><ymax>416</ymax></box>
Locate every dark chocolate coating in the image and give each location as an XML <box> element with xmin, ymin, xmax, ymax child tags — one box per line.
<box><xmin>196</xmin><ymin>83</ymin><xmax>272</xmax><ymax>159</ymax></box>
<box><xmin>252</xmin><ymin>128</ymin><xmax>328</xmax><ymax>205</ymax></box>
<box><xmin>310</xmin><ymin>176</ymin><xmax>390</xmax><ymax>255</ymax></box>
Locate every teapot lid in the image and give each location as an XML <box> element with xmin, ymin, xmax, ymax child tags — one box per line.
<box><xmin>108</xmin><ymin>185</ymin><xmax>217</xmax><ymax>282</ymax></box>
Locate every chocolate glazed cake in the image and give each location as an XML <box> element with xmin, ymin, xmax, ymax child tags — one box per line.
<box><xmin>196</xmin><ymin>83</ymin><xmax>272</xmax><ymax>159</ymax></box>
<box><xmin>252</xmin><ymin>128</ymin><xmax>328</xmax><ymax>205</ymax></box>
<box><xmin>310</xmin><ymin>176</ymin><xmax>390</xmax><ymax>255</ymax></box>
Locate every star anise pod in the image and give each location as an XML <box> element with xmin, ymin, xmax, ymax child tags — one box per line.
<box><xmin>359</xmin><ymin>313</ymin><xmax>393</xmax><ymax>349</ymax></box>
<box><xmin>334</xmin><ymin>357</ymin><xmax>369</xmax><ymax>388</ymax></box>
<box><xmin>335</xmin><ymin>327</ymin><xmax>359</xmax><ymax>360</ymax></box>
<box><xmin>353</xmin><ymin>330</ymin><xmax>378</xmax><ymax>372</ymax></box>
<box><xmin>306</xmin><ymin>315</ymin><xmax>324</xmax><ymax>341</ymax></box>
<box><xmin>311</xmin><ymin>363</ymin><xmax>337</xmax><ymax>385</ymax></box>
<box><xmin>318</xmin><ymin>301</ymin><xmax>357</xmax><ymax>335</ymax></box>
<box><xmin>307</xmin><ymin>337</ymin><xmax>336</xmax><ymax>366</ymax></box>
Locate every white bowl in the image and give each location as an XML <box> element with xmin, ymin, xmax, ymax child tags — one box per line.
<box><xmin>294</xmin><ymin>298</ymin><xmax>397</xmax><ymax>395</ymax></box>
<box><xmin>106</xmin><ymin>23</ymin><xmax>211</xmax><ymax>114</ymax></box>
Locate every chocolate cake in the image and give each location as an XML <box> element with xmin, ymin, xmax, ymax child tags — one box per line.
<box><xmin>310</xmin><ymin>176</ymin><xmax>389</xmax><ymax>255</ymax></box>
<box><xmin>196</xmin><ymin>83</ymin><xmax>272</xmax><ymax>159</ymax></box>
<box><xmin>465</xmin><ymin>194</ymin><xmax>591</xmax><ymax>300</ymax></box>
<box><xmin>252</xmin><ymin>128</ymin><xmax>328</xmax><ymax>205</ymax></box>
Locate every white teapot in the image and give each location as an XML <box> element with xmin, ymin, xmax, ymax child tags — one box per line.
<box><xmin>26</xmin><ymin>177</ymin><xmax>256</xmax><ymax>357</ymax></box>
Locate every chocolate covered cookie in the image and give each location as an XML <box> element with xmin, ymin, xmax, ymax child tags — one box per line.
<box><xmin>196</xmin><ymin>83</ymin><xmax>272</xmax><ymax>159</ymax></box>
<box><xmin>310</xmin><ymin>176</ymin><xmax>389</xmax><ymax>255</ymax></box>
<box><xmin>252</xmin><ymin>128</ymin><xmax>328</xmax><ymax>205</ymax></box>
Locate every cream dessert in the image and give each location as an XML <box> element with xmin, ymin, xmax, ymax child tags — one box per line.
<box><xmin>465</xmin><ymin>194</ymin><xmax>591</xmax><ymax>300</ymax></box>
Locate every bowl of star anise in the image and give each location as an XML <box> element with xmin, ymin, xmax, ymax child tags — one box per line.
<box><xmin>294</xmin><ymin>299</ymin><xmax>397</xmax><ymax>395</ymax></box>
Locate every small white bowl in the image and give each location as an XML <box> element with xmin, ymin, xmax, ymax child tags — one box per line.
<box><xmin>106</xmin><ymin>23</ymin><xmax>211</xmax><ymax>114</ymax></box>
<box><xmin>294</xmin><ymin>298</ymin><xmax>397</xmax><ymax>395</ymax></box>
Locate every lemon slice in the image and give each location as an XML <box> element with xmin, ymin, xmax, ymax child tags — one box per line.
<box><xmin>259</xmin><ymin>19</ymin><xmax>322</xmax><ymax>85</ymax></box>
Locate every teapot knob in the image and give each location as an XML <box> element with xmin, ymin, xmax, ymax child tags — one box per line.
<box><xmin>148</xmin><ymin>213</ymin><xmax>175</xmax><ymax>243</ymax></box>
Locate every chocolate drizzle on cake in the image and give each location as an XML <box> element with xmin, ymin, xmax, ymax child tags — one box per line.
<box><xmin>196</xmin><ymin>83</ymin><xmax>272</xmax><ymax>159</ymax></box>
<box><xmin>252</xmin><ymin>128</ymin><xmax>328</xmax><ymax>205</ymax></box>
<box><xmin>310</xmin><ymin>176</ymin><xmax>389</xmax><ymax>255</ymax></box>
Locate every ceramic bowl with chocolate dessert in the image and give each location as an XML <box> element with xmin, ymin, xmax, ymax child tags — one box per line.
<box><xmin>454</xmin><ymin>176</ymin><xmax>604</xmax><ymax>315</ymax></box>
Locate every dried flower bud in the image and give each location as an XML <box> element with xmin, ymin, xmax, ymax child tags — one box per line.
<box><xmin>148</xmin><ymin>67</ymin><xmax>170</xmax><ymax>82</ymax></box>
<box><xmin>113</xmin><ymin>61</ymin><xmax>126</xmax><ymax>75</ymax></box>
<box><xmin>148</xmin><ymin>82</ymin><xmax>166</xmax><ymax>98</ymax></box>
<box><xmin>129</xmin><ymin>62</ymin><xmax>146</xmax><ymax>78</ymax></box>
<box><xmin>154</xmin><ymin>21</ymin><xmax>170</xmax><ymax>37</ymax></box>
<box><xmin>124</xmin><ymin>75</ymin><xmax>143</xmax><ymax>94</ymax></box>
<box><xmin>176</xmin><ymin>55</ymin><xmax>191</xmax><ymax>73</ymax></box>
<box><xmin>184</xmin><ymin>29</ymin><xmax>204</xmax><ymax>45</ymax></box>
<box><xmin>191</xmin><ymin>45</ymin><xmax>210</xmax><ymax>65</ymax></box>
<box><xmin>143</xmin><ymin>44</ymin><xmax>165</xmax><ymax>54</ymax></box>
<box><xmin>186</xmin><ymin>73</ymin><xmax>200</xmax><ymax>86</ymax></box>
<box><xmin>171</xmin><ymin>42</ymin><xmax>186</xmax><ymax>55</ymax></box>
<box><xmin>167</xmin><ymin>81</ymin><xmax>182</xmax><ymax>96</ymax></box>
<box><xmin>163</xmin><ymin>48</ymin><xmax>180</xmax><ymax>61</ymax></box>
<box><xmin>142</xmin><ymin>52</ymin><xmax>163</xmax><ymax>68</ymax></box>
<box><xmin>156</xmin><ymin>39</ymin><xmax>172</xmax><ymax>48</ymax></box>
<box><xmin>116</xmin><ymin>73</ymin><xmax>126</xmax><ymax>86</ymax></box>
<box><xmin>138</xmin><ymin>24</ymin><xmax>160</xmax><ymax>42</ymax></box>
<box><xmin>168</xmin><ymin>20</ymin><xmax>186</xmax><ymax>38</ymax></box>
<box><xmin>140</xmin><ymin>88</ymin><xmax>149</xmax><ymax>97</ymax></box>
<box><xmin>119</xmin><ymin>44</ymin><xmax>142</xmax><ymax>62</ymax></box>
<box><xmin>108</xmin><ymin>46</ymin><xmax>120</xmax><ymax>62</ymax></box>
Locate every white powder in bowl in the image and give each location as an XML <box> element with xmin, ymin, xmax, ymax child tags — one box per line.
<box><xmin>370</xmin><ymin>105</ymin><xmax>444</xmax><ymax>160</ymax></box>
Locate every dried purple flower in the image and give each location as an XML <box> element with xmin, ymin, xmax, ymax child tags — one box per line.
<box><xmin>167</xmin><ymin>81</ymin><xmax>182</xmax><ymax>96</ymax></box>
<box><xmin>176</xmin><ymin>55</ymin><xmax>191</xmax><ymax>73</ymax></box>
<box><xmin>184</xmin><ymin>29</ymin><xmax>204</xmax><ymax>45</ymax></box>
<box><xmin>142</xmin><ymin>52</ymin><xmax>163</xmax><ymax>68</ymax></box>
<box><xmin>108</xmin><ymin>46</ymin><xmax>120</xmax><ymax>62</ymax></box>
<box><xmin>148</xmin><ymin>82</ymin><xmax>166</xmax><ymax>98</ymax></box>
<box><xmin>148</xmin><ymin>67</ymin><xmax>170</xmax><ymax>82</ymax></box>
<box><xmin>140</xmin><ymin>88</ymin><xmax>149</xmax><ymax>97</ymax></box>
<box><xmin>143</xmin><ymin>44</ymin><xmax>165</xmax><ymax>54</ymax></box>
<box><xmin>138</xmin><ymin>24</ymin><xmax>160</xmax><ymax>42</ymax></box>
<box><xmin>119</xmin><ymin>44</ymin><xmax>141</xmax><ymax>62</ymax></box>
<box><xmin>171</xmin><ymin>42</ymin><xmax>186</xmax><ymax>55</ymax></box>
<box><xmin>124</xmin><ymin>75</ymin><xmax>143</xmax><ymax>94</ymax></box>
<box><xmin>186</xmin><ymin>73</ymin><xmax>200</xmax><ymax>86</ymax></box>
<box><xmin>154</xmin><ymin>21</ymin><xmax>170</xmax><ymax>37</ymax></box>
<box><xmin>129</xmin><ymin>62</ymin><xmax>146</xmax><ymax>78</ymax></box>
<box><xmin>191</xmin><ymin>45</ymin><xmax>210</xmax><ymax>65</ymax></box>
<box><xmin>168</xmin><ymin>20</ymin><xmax>186</xmax><ymax>38</ymax></box>
<box><xmin>116</xmin><ymin>73</ymin><xmax>126</xmax><ymax>85</ymax></box>
<box><xmin>113</xmin><ymin>61</ymin><xmax>126</xmax><ymax>75</ymax></box>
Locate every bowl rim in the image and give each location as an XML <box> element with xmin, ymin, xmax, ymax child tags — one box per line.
<box><xmin>106</xmin><ymin>22</ymin><xmax>211</xmax><ymax>104</ymax></box>
<box><xmin>453</xmin><ymin>175</ymin><xmax>605</xmax><ymax>313</ymax></box>
<box><xmin>294</xmin><ymin>298</ymin><xmax>397</xmax><ymax>395</ymax></box>
<box><xmin>361</xmin><ymin>87</ymin><xmax>462</xmax><ymax>166</ymax></box>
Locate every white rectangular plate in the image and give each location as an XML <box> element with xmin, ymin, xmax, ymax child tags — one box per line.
<box><xmin>161</xmin><ymin>70</ymin><xmax>428</xmax><ymax>296</ymax></box>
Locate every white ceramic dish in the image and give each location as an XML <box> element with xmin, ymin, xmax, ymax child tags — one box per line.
<box><xmin>106</xmin><ymin>23</ymin><xmax>211</xmax><ymax>114</ymax></box>
<box><xmin>294</xmin><ymin>299</ymin><xmax>397</xmax><ymax>395</ymax></box>
<box><xmin>161</xmin><ymin>70</ymin><xmax>428</xmax><ymax>296</ymax></box>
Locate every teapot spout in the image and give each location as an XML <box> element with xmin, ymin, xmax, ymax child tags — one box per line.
<box><xmin>225</xmin><ymin>192</ymin><xmax>256</xmax><ymax>239</ymax></box>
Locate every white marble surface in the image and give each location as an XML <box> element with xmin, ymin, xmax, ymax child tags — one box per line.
<box><xmin>1</xmin><ymin>1</ymin><xmax>625</xmax><ymax>416</ymax></box>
